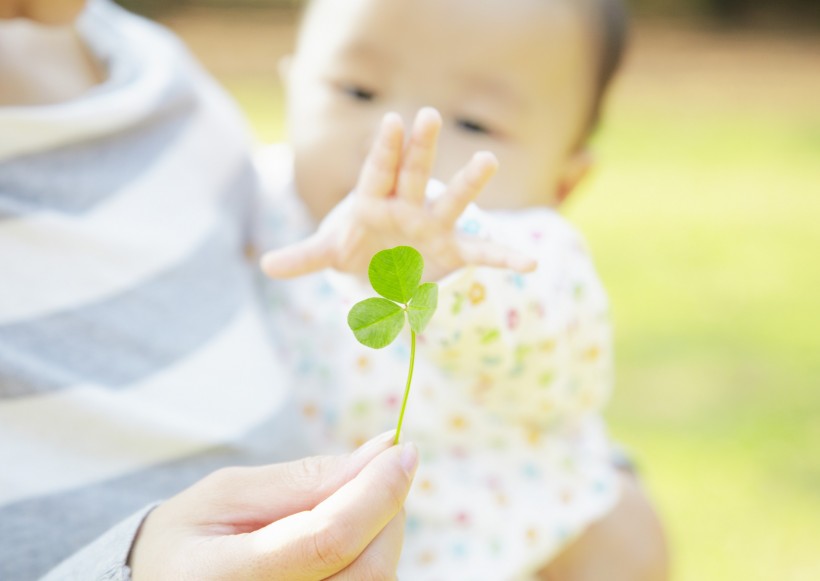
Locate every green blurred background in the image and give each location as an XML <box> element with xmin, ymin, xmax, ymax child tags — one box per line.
<box><xmin>124</xmin><ymin>1</ymin><xmax>820</xmax><ymax>579</ymax></box>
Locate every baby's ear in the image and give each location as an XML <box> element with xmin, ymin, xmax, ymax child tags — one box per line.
<box><xmin>555</xmin><ymin>148</ymin><xmax>595</xmax><ymax>206</ymax></box>
<box><xmin>278</xmin><ymin>55</ymin><xmax>294</xmax><ymax>86</ymax></box>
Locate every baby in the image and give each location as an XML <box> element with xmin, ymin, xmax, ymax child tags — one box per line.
<box><xmin>259</xmin><ymin>0</ymin><xmax>663</xmax><ymax>579</ymax></box>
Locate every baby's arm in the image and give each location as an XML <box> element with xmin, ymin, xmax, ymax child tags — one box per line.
<box><xmin>260</xmin><ymin>108</ymin><xmax>535</xmax><ymax>282</ymax></box>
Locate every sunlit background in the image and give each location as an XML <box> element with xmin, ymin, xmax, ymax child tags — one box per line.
<box><xmin>120</xmin><ymin>1</ymin><xmax>820</xmax><ymax>579</ymax></box>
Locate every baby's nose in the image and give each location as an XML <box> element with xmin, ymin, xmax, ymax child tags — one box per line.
<box><xmin>396</xmin><ymin>108</ymin><xmax>419</xmax><ymax>133</ymax></box>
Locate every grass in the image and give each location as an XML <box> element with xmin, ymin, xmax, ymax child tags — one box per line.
<box><xmin>571</xmin><ymin>103</ymin><xmax>820</xmax><ymax>580</ymax></box>
<box><xmin>224</xmin><ymin>74</ymin><xmax>820</xmax><ymax>581</ymax></box>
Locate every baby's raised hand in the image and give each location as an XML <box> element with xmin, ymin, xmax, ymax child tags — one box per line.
<box><xmin>261</xmin><ymin>108</ymin><xmax>536</xmax><ymax>281</ymax></box>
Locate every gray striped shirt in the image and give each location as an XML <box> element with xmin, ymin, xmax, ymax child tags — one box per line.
<box><xmin>0</xmin><ymin>2</ymin><xmax>307</xmax><ymax>579</ymax></box>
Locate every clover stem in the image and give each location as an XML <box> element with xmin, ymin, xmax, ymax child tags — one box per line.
<box><xmin>394</xmin><ymin>329</ymin><xmax>416</xmax><ymax>445</ymax></box>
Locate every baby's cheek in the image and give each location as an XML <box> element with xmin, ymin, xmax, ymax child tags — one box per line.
<box><xmin>292</xmin><ymin>151</ymin><xmax>346</xmax><ymax>219</ymax></box>
<box><xmin>488</xmin><ymin>159</ymin><xmax>557</xmax><ymax>210</ymax></box>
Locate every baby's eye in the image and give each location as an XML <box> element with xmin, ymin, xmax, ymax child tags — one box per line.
<box><xmin>340</xmin><ymin>84</ymin><xmax>377</xmax><ymax>102</ymax></box>
<box><xmin>456</xmin><ymin>118</ymin><xmax>492</xmax><ymax>136</ymax></box>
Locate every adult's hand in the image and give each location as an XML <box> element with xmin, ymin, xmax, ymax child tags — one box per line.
<box><xmin>128</xmin><ymin>432</ymin><xmax>418</xmax><ymax>580</ymax></box>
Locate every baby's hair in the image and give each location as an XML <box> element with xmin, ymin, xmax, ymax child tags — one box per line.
<box><xmin>581</xmin><ymin>0</ymin><xmax>630</xmax><ymax>139</ymax></box>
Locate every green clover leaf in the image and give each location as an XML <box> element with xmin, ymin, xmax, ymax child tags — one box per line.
<box><xmin>347</xmin><ymin>297</ymin><xmax>405</xmax><ymax>349</ymax></box>
<box><xmin>407</xmin><ymin>282</ymin><xmax>438</xmax><ymax>334</ymax></box>
<box><xmin>347</xmin><ymin>246</ymin><xmax>439</xmax><ymax>444</ymax></box>
<box><xmin>368</xmin><ymin>245</ymin><xmax>423</xmax><ymax>304</ymax></box>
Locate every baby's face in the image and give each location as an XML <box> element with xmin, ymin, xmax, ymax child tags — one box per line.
<box><xmin>285</xmin><ymin>0</ymin><xmax>596</xmax><ymax>220</ymax></box>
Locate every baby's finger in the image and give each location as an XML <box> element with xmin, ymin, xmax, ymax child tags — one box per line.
<box><xmin>433</xmin><ymin>151</ymin><xmax>498</xmax><ymax>226</ymax></box>
<box><xmin>356</xmin><ymin>113</ymin><xmax>405</xmax><ymax>200</ymax></box>
<box><xmin>458</xmin><ymin>238</ymin><xmax>538</xmax><ymax>273</ymax></box>
<box><xmin>395</xmin><ymin>107</ymin><xmax>442</xmax><ymax>207</ymax></box>
<box><xmin>260</xmin><ymin>235</ymin><xmax>332</xmax><ymax>279</ymax></box>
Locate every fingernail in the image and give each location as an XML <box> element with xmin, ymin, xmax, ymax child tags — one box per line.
<box><xmin>352</xmin><ymin>430</ymin><xmax>396</xmax><ymax>459</ymax></box>
<box><xmin>398</xmin><ymin>443</ymin><xmax>419</xmax><ymax>476</ymax></box>
<box><xmin>474</xmin><ymin>151</ymin><xmax>498</xmax><ymax>168</ymax></box>
<box><xmin>418</xmin><ymin>107</ymin><xmax>441</xmax><ymax>122</ymax></box>
<box><xmin>383</xmin><ymin>112</ymin><xmax>402</xmax><ymax>127</ymax></box>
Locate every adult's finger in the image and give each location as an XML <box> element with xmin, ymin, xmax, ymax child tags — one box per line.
<box><xmin>356</xmin><ymin>113</ymin><xmax>404</xmax><ymax>200</ymax></box>
<box><xmin>260</xmin><ymin>233</ymin><xmax>332</xmax><ymax>279</ymax></box>
<box><xmin>325</xmin><ymin>511</ymin><xmax>406</xmax><ymax>581</ymax></box>
<box><xmin>232</xmin><ymin>443</ymin><xmax>418</xmax><ymax>579</ymax></box>
<box><xmin>184</xmin><ymin>430</ymin><xmax>397</xmax><ymax>529</ymax></box>
<box><xmin>432</xmin><ymin>150</ymin><xmax>498</xmax><ymax>226</ymax></box>
<box><xmin>395</xmin><ymin>107</ymin><xmax>442</xmax><ymax>207</ymax></box>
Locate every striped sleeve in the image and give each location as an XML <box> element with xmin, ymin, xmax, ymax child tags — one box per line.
<box><xmin>0</xmin><ymin>2</ymin><xmax>307</xmax><ymax>579</ymax></box>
